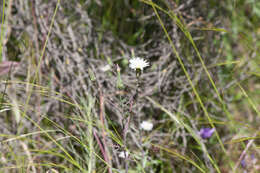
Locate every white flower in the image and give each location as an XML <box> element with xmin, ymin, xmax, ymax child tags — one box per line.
<box><xmin>118</xmin><ymin>151</ymin><xmax>129</xmax><ymax>159</ymax></box>
<box><xmin>140</xmin><ymin>121</ymin><xmax>153</xmax><ymax>131</ymax></box>
<box><xmin>100</xmin><ymin>64</ymin><xmax>111</xmax><ymax>72</ymax></box>
<box><xmin>129</xmin><ymin>57</ymin><xmax>149</xmax><ymax>71</ymax></box>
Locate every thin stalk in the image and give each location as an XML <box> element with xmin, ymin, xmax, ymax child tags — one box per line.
<box><xmin>0</xmin><ymin>0</ymin><xmax>6</xmax><ymax>62</ymax></box>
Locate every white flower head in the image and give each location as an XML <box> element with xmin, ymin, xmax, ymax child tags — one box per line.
<box><xmin>118</xmin><ymin>151</ymin><xmax>129</xmax><ymax>159</ymax></box>
<box><xmin>140</xmin><ymin>121</ymin><xmax>153</xmax><ymax>131</ymax></box>
<box><xmin>100</xmin><ymin>64</ymin><xmax>111</xmax><ymax>72</ymax></box>
<box><xmin>129</xmin><ymin>57</ymin><xmax>149</xmax><ymax>71</ymax></box>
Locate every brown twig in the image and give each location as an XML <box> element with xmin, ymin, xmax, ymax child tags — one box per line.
<box><xmin>99</xmin><ymin>85</ymin><xmax>112</xmax><ymax>173</ymax></box>
<box><xmin>233</xmin><ymin>133</ymin><xmax>258</xmax><ymax>171</ymax></box>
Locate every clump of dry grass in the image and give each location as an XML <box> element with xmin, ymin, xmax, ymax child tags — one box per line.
<box><xmin>0</xmin><ymin>0</ymin><xmax>259</xmax><ymax>172</ymax></box>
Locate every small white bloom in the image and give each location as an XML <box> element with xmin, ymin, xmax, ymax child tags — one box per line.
<box><xmin>118</xmin><ymin>151</ymin><xmax>129</xmax><ymax>159</ymax></box>
<box><xmin>140</xmin><ymin>121</ymin><xmax>153</xmax><ymax>131</ymax></box>
<box><xmin>129</xmin><ymin>57</ymin><xmax>149</xmax><ymax>71</ymax></box>
<box><xmin>100</xmin><ymin>64</ymin><xmax>111</xmax><ymax>72</ymax></box>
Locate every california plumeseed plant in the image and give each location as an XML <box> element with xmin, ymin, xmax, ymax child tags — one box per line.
<box><xmin>0</xmin><ymin>0</ymin><xmax>259</xmax><ymax>172</ymax></box>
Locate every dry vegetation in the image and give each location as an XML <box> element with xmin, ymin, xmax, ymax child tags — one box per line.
<box><xmin>0</xmin><ymin>0</ymin><xmax>260</xmax><ymax>172</ymax></box>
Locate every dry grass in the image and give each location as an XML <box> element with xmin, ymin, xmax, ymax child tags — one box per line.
<box><xmin>0</xmin><ymin>0</ymin><xmax>259</xmax><ymax>172</ymax></box>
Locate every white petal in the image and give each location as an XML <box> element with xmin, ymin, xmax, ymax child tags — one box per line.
<box><xmin>129</xmin><ymin>57</ymin><xmax>149</xmax><ymax>71</ymax></box>
<box><xmin>100</xmin><ymin>64</ymin><xmax>111</xmax><ymax>72</ymax></box>
<box><xmin>140</xmin><ymin>121</ymin><xmax>153</xmax><ymax>131</ymax></box>
<box><xmin>118</xmin><ymin>151</ymin><xmax>129</xmax><ymax>158</ymax></box>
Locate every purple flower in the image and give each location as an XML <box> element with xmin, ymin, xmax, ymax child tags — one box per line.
<box><xmin>241</xmin><ymin>159</ymin><xmax>246</xmax><ymax>168</ymax></box>
<box><xmin>199</xmin><ymin>128</ymin><xmax>215</xmax><ymax>139</ymax></box>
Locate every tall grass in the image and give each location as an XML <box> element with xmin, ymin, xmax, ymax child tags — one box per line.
<box><xmin>0</xmin><ymin>0</ymin><xmax>6</xmax><ymax>62</ymax></box>
<box><xmin>0</xmin><ymin>0</ymin><xmax>259</xmax><ymax>172</ymax></box>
